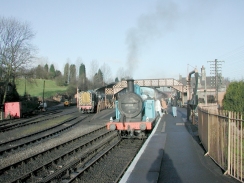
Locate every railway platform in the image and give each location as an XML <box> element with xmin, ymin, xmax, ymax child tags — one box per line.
<box><xmin>120</xmin><ymin>107</ymin><xmax>240</xmax><ymax>183</ymax></box>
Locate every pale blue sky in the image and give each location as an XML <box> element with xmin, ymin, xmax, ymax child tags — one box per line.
<box><xmin>1</xmin><ymin>0</ymin><xmax>244</xmax><ymax>81</ymax></box>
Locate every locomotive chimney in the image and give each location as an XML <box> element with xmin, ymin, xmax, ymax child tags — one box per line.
<box><xmin>127</xmin><ymin>79</ymin><xmax>134</xmax><ymax>93</ymax></box>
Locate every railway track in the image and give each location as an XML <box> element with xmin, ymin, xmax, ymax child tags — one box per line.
<box><xmin>0</xmin><ymin>104</ymin><xmax>77</xmax><ymax>132</ymax></box>
<box><xmin>0</xmin><ymin>109</ymin><xmax>79</xmax><ymax>144</ymax></box>
<box><xmin>0</xmin><ymin>126</ymin><xmax>116</xmax><ymax>183</ymax></box>
<box><xmin>66</xmin><ymin>138</ymin><xmax>144</xmax><ymax>183</ymax></box>
<box><xmin>0</xmin><ymin>115</ymin><xmax>84</xmax><ymax>157</ymax></box>
<box><xmin>0</xmin><ymin>110</ymin><xmax>74</xmax><ymax>133</ymax></box>
<box><xmin>0</xmin><ymin>106</ymin><xmax>140</xmax><ymax>183</ymax></box>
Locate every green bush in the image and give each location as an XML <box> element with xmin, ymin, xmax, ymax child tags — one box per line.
<box><xmin>222</xmin><ymin>81</ymin><xmax>244</xmax><ymax>112</ymax></box>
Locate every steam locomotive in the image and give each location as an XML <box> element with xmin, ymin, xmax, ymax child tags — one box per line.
<box><xmin>107</xmin><ymin>79</ymin><xmax>157</xmax><ymax>138</ymax></box>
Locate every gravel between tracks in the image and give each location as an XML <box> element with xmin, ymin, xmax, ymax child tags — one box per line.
<box><xmin>0</xmin><ymin>120</ymin><xmax>104</xmax><ymax>169</ymax></box>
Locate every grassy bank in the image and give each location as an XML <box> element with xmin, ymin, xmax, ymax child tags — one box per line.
<box><xmin>16</xmin><ymin>79</ymin><xmax>67</xmax><ymax>98</ymax></box>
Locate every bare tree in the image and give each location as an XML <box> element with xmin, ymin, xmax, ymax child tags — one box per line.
<box><xmin>100</xmin><ymin>62</ymin><xmax>113</xmax><ymax>84</ymax></box>
<box><xmin>116</xmin><ymin>67</ymin><xmax>125</xmax><ymax>81</ymax></box>
<box><xmin>94</xmin><ymin>69</ymin><xmax>103</xmax><ymax>88</ymax></box>
<box><xmin>89</xmin><ymin>60</ymin><xmax>99</xmax><ymax>89</ymax></box>
<box><xmin>69</xmin><ymin>64</ymin><xmax>76</xmax><ymax>84</ymax></box>
<box><xmin>0</xmin><ymin>16</ymin><xmax>36</xmax><ymax>104</ymax></box>
<box><xmin>76</xmin><ymin>57</ymin><xmax>82</xmax><ymax>78</ymax></box>
<box><xmin>34</xmin><ymin>57</ymin><xmax>49</xmax><ymax>79</ymax></box>
<box><xmin>116</xmin><ymin>67</ymin><xmax>132</xmax><ymax>81</ymax></box>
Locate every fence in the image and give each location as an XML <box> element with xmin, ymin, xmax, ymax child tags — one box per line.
<box><xmin>198</xmin><ymin>105</ymin><xmax>243</xmax><ymax>182</ymax></box>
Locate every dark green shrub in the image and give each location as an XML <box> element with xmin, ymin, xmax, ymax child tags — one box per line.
<box><xmin>222</xmin><ymin>81</ymin><xmax>244</xmax><ymax>112</ymax></box>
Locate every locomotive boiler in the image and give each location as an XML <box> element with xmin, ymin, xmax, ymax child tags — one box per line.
<box><xmin>107</xmin><ymin>79</ymin><xmax>157</xmax><ymax>138</ymax></box>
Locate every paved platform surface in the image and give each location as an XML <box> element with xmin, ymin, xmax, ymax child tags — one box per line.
<box><xmin>120</xmin><ymin>107</ymin><xmax>240</xmax><ymax>183</ymax></box>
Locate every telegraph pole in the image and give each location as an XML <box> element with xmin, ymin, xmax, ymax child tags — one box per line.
<box><xmin>207</xmin><ymin>59</ymin><xmax>224</xmax><ymax>105</ymax></box>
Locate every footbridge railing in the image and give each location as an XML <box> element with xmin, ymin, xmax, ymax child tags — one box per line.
<box><xmin>105</xmin><ymin>78</ymin><xmax>187</xmax><ymax>95</ymax></box>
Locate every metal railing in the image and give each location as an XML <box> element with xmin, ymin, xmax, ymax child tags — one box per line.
<box><xmin>198</xmin><ymin>105</ymin><xmax>243</xmax><ymax>182</ymax></box>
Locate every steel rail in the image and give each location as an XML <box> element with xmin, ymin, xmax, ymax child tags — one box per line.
<box><xmin>0</xmin><ymin>115</ymin><xmax>81</xmax><ymax>156</ymax></box>
<box><xmin>0</xmin><ymin>125</ymin><xmax>107</xmax><ymax>174</ymax></box>
<box><xmin>67</xmin><ymin>138</ymin><xmax>144</xmax><ymax>183</ymax></box>
<box><xmin>66</xmin><ymin>136</ymin><xmax>121</xmax><ymax>183</ymax></box>
<box><xmin>0</xmin><ymin>110</ymin><xmax>70</xmax><ymax>132</ymax></box>
<box><xmin>40</xmin><ymin>131</ymin><xmax>119</xmax><ymax>183</ymax></box>
<box><xmin>8</xmin><ymin>128</ymin><xmax>115</xmax><ymax>183</ymax></box>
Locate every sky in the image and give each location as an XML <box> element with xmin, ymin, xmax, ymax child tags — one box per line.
<box><xmin>1</xmin><ymin>0</ymin><xmax>244</xmax><ymax>81</ymax></box>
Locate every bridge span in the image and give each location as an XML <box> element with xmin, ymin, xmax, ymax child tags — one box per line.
<box><xmin>105</xmin><ymin>78</ymin><xmax>187</xmax><ymax>96</ymax></box>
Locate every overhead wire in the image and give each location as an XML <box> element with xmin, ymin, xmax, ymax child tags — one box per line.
<box><xmin>215</xmin><ymin>45</ymin><xmax>244</xmax><ymax>80</ymax></box>
<box><xmin>218</xmin><ymin>45</ymin><xmax>244</xmax><ymax>59</ymax></box>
